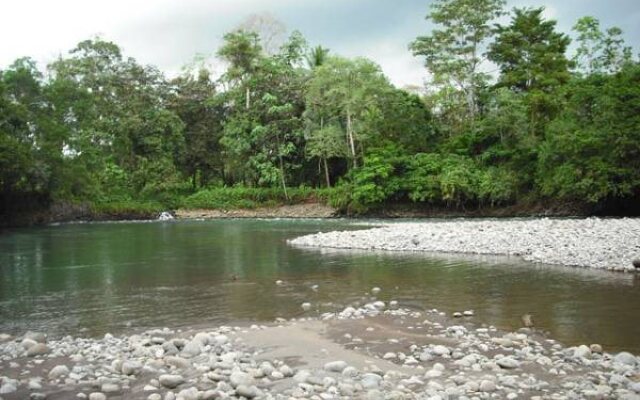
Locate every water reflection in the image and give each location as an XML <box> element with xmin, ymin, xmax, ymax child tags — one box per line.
<box><xmin>0</xmin><ymin>219</ymin><xmax>639</xmax><ymax>352</ymax></box>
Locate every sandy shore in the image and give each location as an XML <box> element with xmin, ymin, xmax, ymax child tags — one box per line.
<box><xmin>289</xmin><ymin>218</ymin><xmax>640</xmax><ymax>272</ymax></box>
<box><xmin>1</xmin><ymin>299</ymin><xmax>640</xmax><ymax>399</ymax></box>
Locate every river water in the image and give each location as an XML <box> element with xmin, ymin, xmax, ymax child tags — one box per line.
<box><xmin>1</xmin><ymin>219</ymin><xmax>639</xmax><ymax>352</ymax></box>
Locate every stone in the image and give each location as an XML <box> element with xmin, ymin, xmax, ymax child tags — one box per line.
<box><xmin>480</xmin><ymin>380</ymin><xmax>497</xmax><ymax>392</ymax></box>
<box><xmin>614</xmin><ymin>352</ymin><xmax>637</xmax><ymax>366</ymax></box>
<box><xmin>229</xmin><ymin>371</ymin><xmax>254</xmax><ymax>388</ymax></box>
<box><xmin>88</xmin><ymin>394</ymin><xmax>106</xmax><ymax>400</ymax></box>
<box><xmin>165</xmin><ymin>356</ymin><xmax>190</xmax><ymax>370</ymax></box>
<box><xmin>159</xmin><ymin>374</ymin><xmax>185</xmax><ymax>389</ymax></box>
<box><xmin>431</xmin><ymin>345</ymin><xmax>450</xmax><ymax>356</ymax></box>
<box><xmin>180</xmin><ymin>340</ymin><xmax>201</xmax><ymax>358</ymax></box>
<box><xmin>26</xmin><ymin>343</ymin><xmax>50</xmax><ymax>357</ymax></box>
<box><xmin>101</xmin><ymin>383</ymin><xmax>119</xmax><ymax>393</ymax></box>
<box><xmin>25</xmin><ymin>331</ymin><xmax>46</xmax><ymax>343</ymax></box>
<box><xmin>371</xmin><ymin>287</ymin><xmax>381</xmax><ymax>295</ymax></box>
<box><xmin>590</xmin><ymin>344</ymin><xmax>603</xmax><ymax>354</ymax></box>
<box><xmin>48</xmin><ymin>365</ymin><xmax>70</xmax><ymax>380</ymax></box>
<box><xmin>121</xmin><ymin>360</ymin><xmax>143</xmax><ymax>375</ymax></box>
<box><xmin>301</xmin><ymin>302</ymin><xmax>312</xmax><ymax>311</ymax></box>
<box><xmin>497</xmin><ymin>357</ymin><xmax>521</xmax><ymax>369</ymax></box>
<box><xmin>630</xmin><ymin>382</ymin><xmax>640</xmax><ymax>394</ymax></box>
<box><xmin>235</xmin><ymin>385</ymin><xmax>260</xmax><ymax>398</ymax></box>
<box><xmin>0</xmin><ymin>383</ymin><xmax>17</xmax><ymax>394</ymax></box>
<box><xmin>0</xmin><ymin>333</ymin><xmax>12</xmax><ymax>342</ymax></box>
<box><xmin>324</xmin><ymin>361</ymin><xmax>348</xmax><ymax>373</ymax></box>
<box><xmin>21</xmin><ymin>338</ymin><xmax>38</xmax><ymax>350</ymax></box>
<box><xmin>573</xmin><ymin>345</ymin><xmax>591</xmax><ymax>359</ymax></box>
<box><xmin>30</xmin><ymin>393</ymin><xmax>46</xmax><ymax>400</ymax></box>
<box><xmin>361</xmin><ymin>373</ymin><xmax>382</xmax><ymax>389</ymax></box>
<box><xmin>148</xmin><ymin>395</ymin><xmax>162</xmax><ymax>400</ymax></box>
<box><xmin>176</xmin><ymin>387</ymin><xmax>199</xmax><ymax>400</ymax></box>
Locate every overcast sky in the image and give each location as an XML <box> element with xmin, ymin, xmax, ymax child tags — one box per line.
<box><xmin>2</xmin><ymin>0</ymin><xmax>638</xmax><ymax>87</ymax></box>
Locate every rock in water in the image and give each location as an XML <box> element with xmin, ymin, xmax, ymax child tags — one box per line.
<box><xmin>633</xmin><ymin>259</ymin><xmax>640</xmax><ymax>269</ymax></box>
<box><xmin>521</xmin><ymin>313</ymin><xmax>534</xmax><ymax>328</ymax></box>
<box><xmin>158</xmin><ymin>211</ymin><xmax>174</xmax><ymax>221</ymax></box>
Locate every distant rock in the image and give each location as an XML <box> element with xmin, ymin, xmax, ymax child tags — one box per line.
<box><xmin>26</xmin><ymin>343</ymin><xmax>50</xmax><ymax>357</ymax></box>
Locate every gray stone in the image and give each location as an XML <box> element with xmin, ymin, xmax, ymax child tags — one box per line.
<box><xmin>26</xmin><ymin>343</ymin><xmax>50</xmax><ymax>357</ymax></box>
<box><xmin>121</xmin><ymin>360</ymin><xmax>143</xmax><ymax>375</ymax></box>
<box><xmin>480</xmin><ymin>380</ymin><xmax>497</xmax><ymax>392</ymax></box>
<box><xmin>88</xmin><ymin>394</ymin><xmax>106</xmax><ymax>400</ymax></box>
<box><xmin>614</xmin><ymin>352</ymin><xmax>637</xmax><ymax>366</ymax></box>
<box><xmin>180</xmin><ymin>340</ymin><xmax>202</xmax><ymax>358</ymax></box>
<box><xmin>235</xmin><ymin>385</ymin><xmax>260</xmax><ymax>398</ymax></box>
<box><xmin>147</xmin><ymin>395</ymin><xmax>162</xmax><ymax>400</ymax></box>
<box><xmin>101</xmin><ymin>383</ymin><xmax>119</xmax><ymax>393</ymax></box>
<box><xmin>165</xmin><ymin>356</ymin><xmax>190</xmax><ymax>370</ymax></box>
<box><xmin>21</xmin><ymin>338</ymin><xmax>38</xmax><ymax>350</ymax></box>
<box><xmin>25</xmin><ymin>331</ymin><xmax>46</xmax><ymax>343</ymax></box>
<box><xmin>573</xmin><ymin>345</ymin><xmax>591</xmax><ymax>359</ymax></box>
<box><xmin>229</xmin><ymin>371</ymin><xmax>254</xmax><ymax>388</ymax></box>
<box><xmin>361</xmin><ymin>373</ymin><xmax>382</xmax><ymax>389</ymax></box>
<box><xmin>48</xmin><ymin>365</ymin><xmax>70</xmax><ymax>380</ymax></box>
<box><xmin>590</xmin><ymin>344</ymin><xmax>603</xmax><ymax>354</ymax></box>
<box><xmin>497</xmin><ymin>357</ymin><xmax>521</xmax><ymax>369</ymax></box>
<box><xmin>159</xmin><ymin>374</ymin><xmax>185</xmax><ymax>389</ymax></box>
<box><xmin>176</xmin><ymin>387</ymin><xmax>199</xmax><ymax>400</ymax></box>
<box><xmin>0</xmin><ymin>383</ymin><xmax>17</xmax><ymax>394</ymax></box>
<box><xmin>431</xmin><ymin>345</ymin><xmax>450</xmax><ymax>356</ymax></box>
<box><xmin>324</xmin><ymin>360</ymin><xmax>348</xmax><ymax>373</ymax></box>
<box><xmin>30</xmin><ymin>393</ymin><xmax>46</xmax><ymax>400</ymax></box>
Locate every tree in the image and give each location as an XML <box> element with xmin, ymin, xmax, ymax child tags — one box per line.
<box><xmin>488</xmin><ymin>7</ymin><xmax>571</xmax><ymax>93</ymax></box>
<box><xmin>488</xmin><ymin>7</ymin><xmax>571</xmax><ymax>136</ymax></box>
<box><xmin>573</xmin><ymin>16</ymin><xmax>633</xmax><ymax>75</ymax></box>
<box><xmin>305</xmin><ymin>56</ymin><xmax>391</xmax><ymax>169</ymax></box>
<box><xmin>236</xmin><ymin>12</ymin><xmax>287</xmax><ymax>56</ymax></box>
<box><xmin>306</xmin><ymin>45</ymin><xmax>330</xmax><ymax>69</ymax></box>
<box><xmin>170</xmin><ymin>70</ymin><xmax>224</xmax><ymax>188</ymax></box>
<box><xmin>410</xmin><ymin>0</ymin><xmax>505</xmax><ymax>119</ymax></box>
<box><xmin>217</xmin><ymin>30</ymin><xmax>262</xmax><ymax>109</ymax></box>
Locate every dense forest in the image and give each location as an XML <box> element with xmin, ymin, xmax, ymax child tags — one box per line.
<box><xmin>1</xmin><ymin>0</ymin><xmax>639</xmax><ymax>223</ymax></box>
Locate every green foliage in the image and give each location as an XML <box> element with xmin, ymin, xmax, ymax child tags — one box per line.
<box><xmin>182</xmin><ymin>187</ymin><xmax>336</xmax><ymax>209</ymax></box>
<box><xmin>1</xmin><ymin>6</ymin><xmax>639</xmax><ymax>222</ymax></box>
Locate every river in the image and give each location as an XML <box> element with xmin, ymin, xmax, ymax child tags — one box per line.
<box><xmin>1</xmin><ymin>219</ymin><xmax>639</xmax><ymax>352</ymax></box>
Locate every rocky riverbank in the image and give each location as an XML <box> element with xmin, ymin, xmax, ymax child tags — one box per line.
<box><xmin>289</xmin><ymin>218</ymin><xmax>640</xmax><ymax>272</ymax></box>
<box><xmin>2</xmin><ymin>296</ymin><xmax>640</xmax><ymax>400</ymax></box>
<box><xmin>174</xmin><ymin>204</ymin><xmax>336</xmax><ymax>220</ymax></box>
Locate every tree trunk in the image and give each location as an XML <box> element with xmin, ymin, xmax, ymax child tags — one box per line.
<box><xmin>346</xmin><ymin>110</ymin><xmax>357</xmax><ymax>168</ymax></box>
<box><xmin>323</xmin><ymin>157</ymin><xmax>331</xmax><ymax>188</ymax></box>
<box><xmin>245</xmin><ymin>86</ymin><xmax>250</xmax><ymax>110</ymax></box>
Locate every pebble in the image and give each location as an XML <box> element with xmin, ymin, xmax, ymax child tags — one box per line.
<box><xmin>88</xmin><ymin>393</ymin><xmax>106</xmax><ymax>400</ymax></box>
<box><xmin>159</xmin><ymin>374</ymin><xmax>185</xmax><ymax>389</ymax></box>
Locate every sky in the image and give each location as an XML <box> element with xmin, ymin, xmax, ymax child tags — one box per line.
<box><xmin>1</xmin><ymin>0</ymin><xmax>639</xmax><ymax>88</ymax></box>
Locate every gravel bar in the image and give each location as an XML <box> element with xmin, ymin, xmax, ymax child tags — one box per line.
<box><xmin>288</xmin><ymin>218</ymin><xmax>640</xmax><ymax>272</ymax></box>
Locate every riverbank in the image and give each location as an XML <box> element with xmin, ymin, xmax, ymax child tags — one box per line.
<box><xmin>289</xmin><ymin>218</ymin><xmax>640</xmax><ymax>272</ymax></box>
<box><xmin>1</xmin><ymin>300</ymin><xmax>640</xmax><ymax>399</ymax></box>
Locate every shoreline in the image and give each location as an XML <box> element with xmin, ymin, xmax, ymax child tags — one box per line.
<box><xmin>1</xmin><ymin>300</ymin><xmax>639</xmax><ymax>399</ymax></box>
<box><xmin>289</xmin><ymin>217</ymin><xmax>640</xmax><ymax>273</ymax></box>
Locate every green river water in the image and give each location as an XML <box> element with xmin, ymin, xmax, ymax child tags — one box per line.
<box><xmin>1</xmin><ymin>219</ymin><xmax>639</xmax><ymax>352</ymax></box>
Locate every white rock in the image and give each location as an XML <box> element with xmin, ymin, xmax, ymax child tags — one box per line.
<box><xmin>48</xmin><ymin>365</ymin><xmax>70</xmax><ymax>380</ymax></box>
<box><xmin>88</xmin><ymin>393</ymin><xmax>106</xmax><ymax>400</ymax></box>
<box><xmin>159</xmin><ymin>374</ymin><xmax>185</xmax><ymax>389</ymax></box>
<box><xmin>324</xmin><ymin>361</ymin><xmax>348</xmax><ymax>373</ymax></box>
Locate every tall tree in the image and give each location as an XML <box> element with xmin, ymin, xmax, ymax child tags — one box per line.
<box><xmin>488</xmin><ymin>8</ymin><xmax>571</xmax><ymax>136</ymax></box>
<box><xmin>305</xmin><ymin>56</ymin><xmax>391</xmax><ymax>169</ymax></box>
<box><xmin>488</xmin><ymin>7</ymin><xmax>571</xmax><ymax>92</ymax></box>
<box><xmin>572</xmin><ymin>16</ymin><xmax>633</xmax><ymax>75</ymax></box>
<box><xmin>410</xmin><ymin>0</ymin><xmax>505</xmax><ymax>119</ymax></box>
